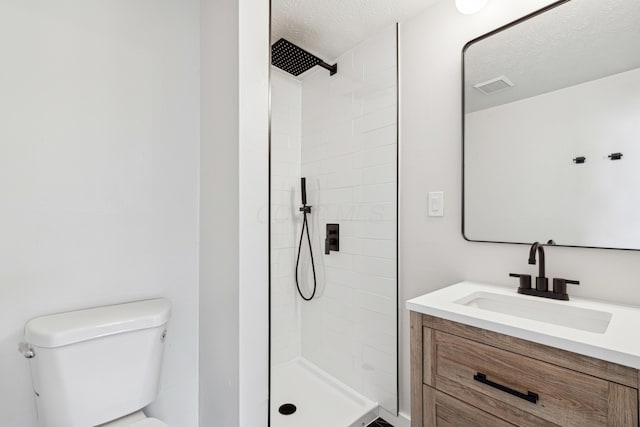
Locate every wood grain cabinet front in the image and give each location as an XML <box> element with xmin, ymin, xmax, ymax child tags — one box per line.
<box><xmin>410</xmin><ymin>311</ymin><xmax>639</xmax><ymax>427</ymax></box>
<box><xmin>423</xmin><ymin>385</ymin><xmax>515</xmax><ymax>427</ymax></box>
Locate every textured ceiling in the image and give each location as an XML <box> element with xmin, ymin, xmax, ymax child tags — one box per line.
<box><xmin>465</xmin><ymin>0</ymin><xmax>640</xmax><ymax>112</ymax></box>
<box><xmin>272</xmin><ymin>0</ymin><xmax>441</xmax><ymax>62</ymax></box>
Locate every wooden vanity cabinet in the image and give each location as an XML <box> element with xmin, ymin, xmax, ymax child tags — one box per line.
<box><xmin>411</xmin><ymin>312</ymin><xmax>639</xmax><ymax>427</ymax></box>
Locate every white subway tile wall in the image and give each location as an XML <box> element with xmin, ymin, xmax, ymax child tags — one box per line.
<box><xmin>299</xmin><ymin>25</ymin><xmax>398</xmax><ymax>412</ymax></box>
<box><xmin>270</xmin><ymin>71</ymin><xmax>303</xmax><ymax>365</ymax></box>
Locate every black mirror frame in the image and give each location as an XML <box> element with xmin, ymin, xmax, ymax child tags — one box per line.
<box><xmin>460</xmin><ymin>0</ymin><xmax>639</xmax><ymax>252</ymax></box>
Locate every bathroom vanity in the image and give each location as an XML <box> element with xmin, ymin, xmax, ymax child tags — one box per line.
<box><xmin>431</xmin><ymin>0</ymin><xmax>640</xmax><ymax>421</ymax></box>
<box><xmin>407</xmin><ymin>282</ymin><xmax>640</xmax><ymax>427</ymax></box>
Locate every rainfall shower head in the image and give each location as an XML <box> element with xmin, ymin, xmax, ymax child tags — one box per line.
<box><xmin>271</xmin><ymin>38</ymin><xmax>337</xmax><ymax>77</ymax></box>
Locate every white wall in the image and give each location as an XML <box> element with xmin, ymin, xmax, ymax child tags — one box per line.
<box><xmin>400</xmin><ymin>0</ymin><xmax>640</xmax><ymax>418</ymax></box>
<box><xmin>270</xmin><ymin>71</ymin><xmax>303</xmax><ymax>365</ymax></box>
<box><xmin>0</xmin><ymin>1</ymin><xmax>200</xmax><ymax>426</ymax></box>
<box><xmin>466</xmin><ymin>67</ymin><xmax>640</xmax><ymax>248</ymax></box>
<box><xmin>300</xmin><ymin>25</ymin><xmax>398</xmax><ymax>412</ymax></box>
<box><xmin>237</xmin><ymin>0</ymin><xmax>270</xmax><ymax>421</ymax></box>
<box><xmin>200</xmin><ymin>0</ymin><xmax>269</xmax><ymax>424</ymax></box>
<box><xmin>199</xmin><ymin>0</ymin><xmax>239</xmax><ymax>425</ymax></box>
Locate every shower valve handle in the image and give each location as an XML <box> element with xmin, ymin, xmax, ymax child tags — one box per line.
<box><xmin>324</xmin><ymin>238</ymin><xmax>338</xmax><ymax>255</ymax></box>
<box><xmin>325</xmin><ymin>224</ymin><xmax>340</xmax><ymax>255</ymax></box>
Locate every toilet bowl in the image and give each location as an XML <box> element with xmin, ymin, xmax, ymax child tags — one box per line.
<box><xmin>21</xmin><ymin>299</ymin><xmax>172</xmax><ymax>427</ymax></box>
<box><xmin>99</xmin><ymin>411</ymin><xmax>169</xmax><ymax>427</ymax></box>
<box><xmin>100</xmin><ymin>411</ymin><xmax>169</xmax><ymax>427</ymax></box>
<box><xmin>130</xmin><ymin>420</ymin><xmax>169</xmax><ymax>427</ymax></box>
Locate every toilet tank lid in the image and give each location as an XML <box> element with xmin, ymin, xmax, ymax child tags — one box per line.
<box><xmin>25</xmin><ymin>298</ymin><xmax>171</xmax><ymax>348</ymax></box>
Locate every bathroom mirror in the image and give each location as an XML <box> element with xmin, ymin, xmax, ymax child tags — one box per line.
<box><xmin>463</xmin><ymin>0</ymin><xmax>640</xmax><ymax>250</ymax></box>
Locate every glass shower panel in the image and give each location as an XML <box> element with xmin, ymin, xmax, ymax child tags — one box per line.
<box><xmin>299</xmin><ymin>25</ymin><xmax>398</xmax><ymax>413</ymax></box>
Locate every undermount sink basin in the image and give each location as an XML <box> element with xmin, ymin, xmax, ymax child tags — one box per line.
<box><xmin>455</xmin><ymin>291</ymin><xmax>612</xmax><ymax>334</ymax></box>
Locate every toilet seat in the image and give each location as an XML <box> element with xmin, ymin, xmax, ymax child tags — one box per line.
<box><xmin>130</xmin><ymin>418</ymin><xmax>169</xmax><ymax>427</ymax></box>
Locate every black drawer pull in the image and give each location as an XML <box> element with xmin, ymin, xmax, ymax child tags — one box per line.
<box><xmin>473</xmin><ymin>373</ymin><xmax>539</xmax><ymax>404</ymax></box>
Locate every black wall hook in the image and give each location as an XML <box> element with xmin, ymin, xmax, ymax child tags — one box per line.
<box><xmin>573</xmin><ymin>156</ymin><xmax>586</xmax><ymax>164</ymax></box>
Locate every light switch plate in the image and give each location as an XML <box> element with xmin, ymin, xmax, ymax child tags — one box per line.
<box><xmin>428</xmin><ymin>191</ymin><xmax>444</xmax><ymax>217</ymax></box>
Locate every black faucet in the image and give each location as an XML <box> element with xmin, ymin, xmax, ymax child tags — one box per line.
<box><xmin>528</xmin><ymin>242</ymin><xmax>548</xmax><ymax>292</ymax></box>
<box><xmin>510</xmin><ymin>241</ymin><xmax>580</xmax><ymax>300</ymax></box>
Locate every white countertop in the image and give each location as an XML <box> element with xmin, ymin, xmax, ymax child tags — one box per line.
<box><xmin>406</xmin><ymin>281</ymin><xmax>640</xmax><ymax>369</ymax></box>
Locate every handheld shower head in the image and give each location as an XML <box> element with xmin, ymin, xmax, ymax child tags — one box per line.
<box><xmin>301</xmin><ymin>177</ymin><xmax>307</xmax><ymax>206</ymax></box>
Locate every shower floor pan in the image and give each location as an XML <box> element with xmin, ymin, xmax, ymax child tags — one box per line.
<box><xmin>271</xmin><ymin>358</ymin><xmax>378</xmax><ymax>427</ymax></box>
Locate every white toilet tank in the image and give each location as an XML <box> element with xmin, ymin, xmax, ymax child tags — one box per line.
<box><xmin>23</xmin><ymin>299</ymin><xmax>171</xmax><ymax>427</ymax></box>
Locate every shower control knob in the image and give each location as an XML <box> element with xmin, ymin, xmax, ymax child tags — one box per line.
<box><xmin>325</xmin><ymin>224</ymin><xmax>340</xmax><ymax>254</ymax></box>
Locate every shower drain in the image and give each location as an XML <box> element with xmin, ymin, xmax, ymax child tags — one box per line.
<box><xmin>278</xmin><ymin>403</ymin><xmax>297</xmax><ymax>415</ymax></box>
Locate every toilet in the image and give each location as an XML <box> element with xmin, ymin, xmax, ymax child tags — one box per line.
<box><xmin>20</xmin><ymin>298</ymin><xmax>172</xmax><ymax>427</ymax></box>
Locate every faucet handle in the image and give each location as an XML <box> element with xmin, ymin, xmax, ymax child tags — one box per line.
<box><xmin>509</xmin><ymin>273</ymin><xmax>532</xmax><ymax>291</ymax></box>
<box><xmin>552</xmin><ymin>278</ymin><xmax>580</xmax><ymax>299</ymax></box>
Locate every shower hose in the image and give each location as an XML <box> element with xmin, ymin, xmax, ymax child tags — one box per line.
<box><xmin>295</xmin><ymin>208</ymin><xmax>317</xmax><ymax>301</ymax></box>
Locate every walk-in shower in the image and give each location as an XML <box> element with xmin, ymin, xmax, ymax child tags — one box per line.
<box><xmin>270</xmin><ymin>23</ymin><xmax>399</xmax><ymax>427</ymax></box>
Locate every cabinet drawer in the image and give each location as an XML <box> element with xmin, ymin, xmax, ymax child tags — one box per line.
<box><xmin>423</xmin><ymin>385</ymin><xmax>514</xmax><ymax>427</ymax></box>
<box><xmin>431</xmin><ymin>331</ymin><xmax>638</xmax><ymax>427</ymax></box>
